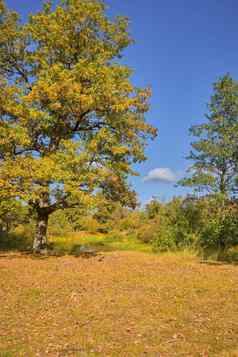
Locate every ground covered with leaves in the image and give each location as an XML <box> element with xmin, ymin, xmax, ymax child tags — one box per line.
<box><xmin>0</xmin><ymin>251</ymin><xmax>238</xmax><ymax>356</ymax></box>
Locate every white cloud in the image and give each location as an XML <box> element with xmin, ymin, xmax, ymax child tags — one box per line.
<box><xmin>143</xmin><ymin>168</ymin><xmax>177</xmax><ymax>184</ymax></box>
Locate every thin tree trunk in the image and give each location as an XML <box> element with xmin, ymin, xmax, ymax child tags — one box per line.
<box><xmin>33</xmin><ymin>213</ymin><xmax>49</xmax><ymax>253</ymax></box>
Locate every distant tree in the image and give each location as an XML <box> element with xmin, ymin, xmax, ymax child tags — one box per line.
<box><xmin>145</xmin><ymin>196</ymin><xmax>163</xmax><ymax>219</ymax></box>
<box><xmin>0</xmin><ymin>0</ymin><xmax>156</xmax><ymax>252</ymax></box>
<box><xmin>0</xmin><ymin>199</ymin><xmax>28</xmax><ymax>233</ymax></box>
<box><xmin>180</xmin><ymin>74</ymin><xmax>238</xmax><ymax>196</ymax></box>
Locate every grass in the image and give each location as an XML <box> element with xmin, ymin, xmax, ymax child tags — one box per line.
<box><xmin>49</xmin><ymin>231</ymin><xmax>154</xmax><ymax>254</ymax></box>
<box><xmin>1</xmin><ymin>231</ymin><xmax>238</xmax><ymax>355</ymax></box>
<box><xmin>0</xmin><ymin>228</ymin><xmax>153</xmax><ymax>255</ymax></box>
<box><xmin>1</xmin><ymin>233</ymin><xmax>238</xmax><ymax>356</ymax></box>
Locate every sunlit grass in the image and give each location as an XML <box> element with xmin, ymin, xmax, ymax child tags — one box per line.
<box><xmin>49</xmin><ymin>231</ymin><xmax>153</xmax><ymax>254</ymax></box>
<box><xmin>1</xmin><ymin>251</ymin><xmax>238</xmax><ymax>355</ymax></box>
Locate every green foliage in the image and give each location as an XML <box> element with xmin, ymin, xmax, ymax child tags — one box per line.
<box><xmin>0</xmin><ymin>227</ymin><xmax>33</xmax><ymax>251</ymax></box>
<box><xmin>145</xmin><ymin>197</ymin><xmax>163</xmax><ymax>219</ymax></box>
<box><xmin>137</xmin><ymin>198</ymin><xmax>198</xmax><ymax>252</ymax></box>
<box><xmin>199</xmin><ymin>208</ymin><xmax>238</xmax><ymax>254</ymax></box>
<box><xmin>135</xmin><ymin>195</ymin><xmax>238</xmax><ymax>258</ymax></box>
<box><xmin>178</xmin><ymin>73</ymin><xmax>238</xmax><ymax>260</ymax></box>
<box><xmin>180</xmin><ymin>74</ymin><xmax>238</xmax><ymax>195</ymax></box>
<box><xmin>48</xmin><ymin>230</ymin><xmax>152</xmax><ymax>254</ymax></box>
<box><xmin>152</xmin><ymin>221</ymin><xmax>177</xmax><ymax>252</ymax></box>
<box><xmin>152</xmin><ymin>218</ymin><xmax>196</xmax><ymax>253</ymax></box>
<box><xmin>105</xmin><ymin>207</ymin><xmax>143</xmax><ymax>233</ymax></box>
<box><xmin>0</xmin><ymin>199</ymin><xmax>28</xmax><ymax>232</ymax></box>
<box><xmin>48</xmin><ymin>210</ymin><xmax>72</xmax><ymax>236</ymax></box>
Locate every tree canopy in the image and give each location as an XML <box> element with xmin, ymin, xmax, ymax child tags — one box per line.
<box><xmin>0</xmin><ymin>0</ymin><xmax>157</xmax><ymax>251</ymax></box>
<box><xmin>180</xmin><ymin>74</ymin><xmax>238</xmax><ymax>196</ymax></box>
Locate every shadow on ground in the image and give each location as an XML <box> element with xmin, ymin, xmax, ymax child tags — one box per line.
<box><xmin>199</xmin><ymin>248</ymin><xmax>238</xmax><ymax>266</ymax></box>
<box><xmin>0</xmin><ymin>231</ymin><xmax>32</xmax><ymax>252</ymax></box>
<box><xmin>2</xmin><ymin>231</ymin><xmax>238</xmax><ymax>264</ymax></box>
<box><xmin>0</xmin><ymin>231</ymin><xmax>114</xmax><ymax>259</ymax></box>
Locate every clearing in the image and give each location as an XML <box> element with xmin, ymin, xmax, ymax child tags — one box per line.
<box><xmin>0</xmin><ymin>246</ymin><xmax>238</xmax><ymax>356</ymax></box>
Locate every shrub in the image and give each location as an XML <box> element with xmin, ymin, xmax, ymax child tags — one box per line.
<box><xmin>152</xmin><ymin>224</ymin><xmax>177</xmax><ymax>252</ymax></box>
<box><xmin>151</xmin><ymin>218</ymin><xmax>196</xmax><ymax>252</ymax></box>
<box><xmin>200</xmin><ymin>214</ymin><xmax>238</xmax><ymax>255</ymax></box>
<box><xmin>136</xmin><ymin>221</ymin><xmax>159</xmax><ymax>244</ymax></box>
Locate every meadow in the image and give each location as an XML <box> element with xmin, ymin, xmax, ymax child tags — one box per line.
<box><xmin>0</xmin><ymin>233</ymin><xmax>238</xmax><ymax>357</ymax></box>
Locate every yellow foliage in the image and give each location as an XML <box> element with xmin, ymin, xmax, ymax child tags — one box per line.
<box><xmin>0</xmin><ymin>0</ymin><xmax>157</xmax><ymax>236</ymax></box>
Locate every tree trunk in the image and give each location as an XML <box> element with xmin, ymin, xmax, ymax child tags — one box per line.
<box><xmin>33</xmin><ymin>212</ymin><xmax>49</xmax><ymax>253</ymax></box>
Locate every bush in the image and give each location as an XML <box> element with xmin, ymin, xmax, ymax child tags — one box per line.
<box><xmin>137</xmin><ymin>198</ymin><xmax>198</xmax><ymax>252</ymax></box>
<box><xmin>136</xmin><ymin>221</ymin><xmax>159</xmax><ymax>244</ymax></box>
<box><xmin>152</xmin><ymin>224</ymin><xmax>177</xmax><ymax>252</ymax></box>
<box><xmin>200</xmin><ymin>214</ymin><xmax>238</xmax><ymax>256</ymax></box>
<box><xmin>151</xmin><ymin>219</ymin><xmax>196</xmax><ymax>253</ymax></box>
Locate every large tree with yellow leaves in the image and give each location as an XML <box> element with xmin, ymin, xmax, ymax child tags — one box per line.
<box><xmin>0</xmin><ymin>0</ymin><xmax>156</xmax><ymax>252</ymax></box>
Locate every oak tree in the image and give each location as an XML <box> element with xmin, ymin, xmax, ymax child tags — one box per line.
<box><xmin>0</xmin><ymin>0</ymin><xmax>156</xmax><ymax>252</ymax></box>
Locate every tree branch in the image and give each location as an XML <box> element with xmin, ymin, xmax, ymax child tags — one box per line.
<box><xmin>73</xmin><ymin>110</ymin><xmax>91</xmax><ymax>132</ymax></box>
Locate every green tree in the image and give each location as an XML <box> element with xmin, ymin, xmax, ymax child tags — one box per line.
<box><xmin>0</xmin><ymin>199</ymin><xmax>28</xmax><ymax>233</ymax></box>
<box><xmin>0</xmin><ymin>0</ymin><xmax>156</xmax><ymax>252</ymax></box>
<box><xmin>180</xmin><ymin>74</ymin><xmax>238</xmax><ymax>196</ymax></box>
<box><xmin>145</xmin><ymin>196</ymin><xmax>163</xmax><ymax>219</ymax></box>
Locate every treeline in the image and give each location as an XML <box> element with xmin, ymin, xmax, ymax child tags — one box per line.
<box><xmin>53</xmin><ymin>193</ymin><xmax>238</xmax><ymax>259</ymax></box>
<box><xmin>45</xmin><ymin>193</ymin><xmax>237</xmax><ymax>257</ymax></box>
<box><xmin>2</xmin><ymin>192</ymin><xmax>238</xmax><ymax>260</ymax></box>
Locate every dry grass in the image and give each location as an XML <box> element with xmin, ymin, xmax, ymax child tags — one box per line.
<box><xmin>0</xmin><ymin>250</ymin><xmax>238</xmax><ymax>356</ymax></box>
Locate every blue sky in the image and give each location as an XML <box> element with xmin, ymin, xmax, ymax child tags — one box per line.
<box><xmin>6</xmin><ymin>0</ymin><xmax>238</xmax><ymax>203</ymax></box>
